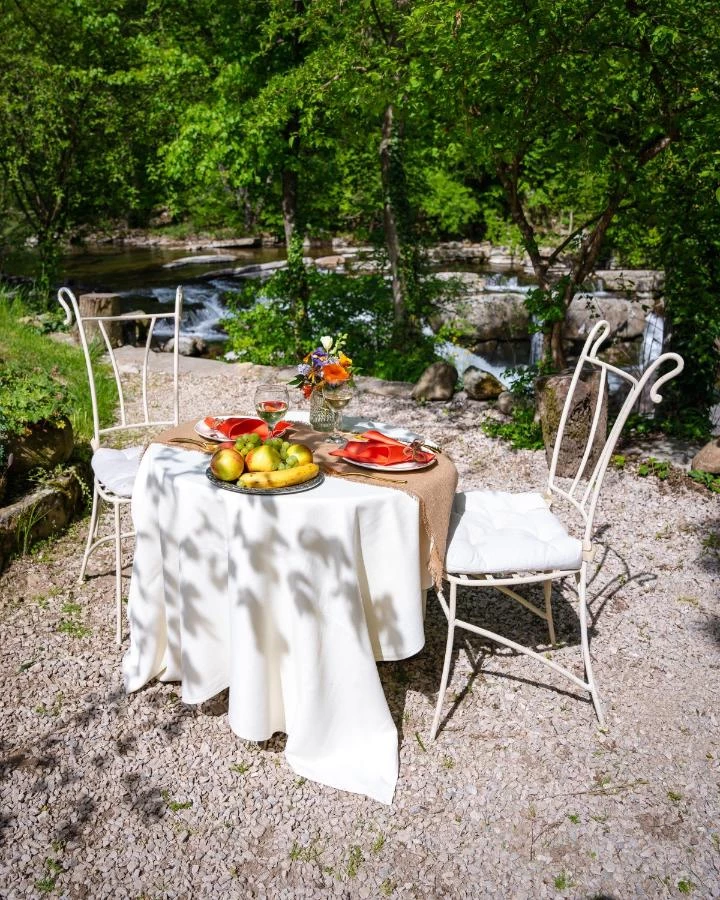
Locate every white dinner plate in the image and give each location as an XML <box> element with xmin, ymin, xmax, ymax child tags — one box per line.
<box><xmin>341</xmin><ymin>454</ymin><xmax>437</xmax><ymax>473</ymax></box>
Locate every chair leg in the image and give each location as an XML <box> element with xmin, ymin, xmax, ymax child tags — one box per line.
<box><xmin>78</xmin><ymin>485</ymin><xmax>100</xmax><ymax>583</ymax></box>
<box><xmin>114</xmin><ymin>502</ymin><xmax>123</xmax><ymax>645</ymax></box>
<box><xmin>430</xmin><ymin>581</ymin><xmax>457</xmax><ymax>740</ymax></box>
<box><xmin>577</xmin><ymin>567</ymin><xmax>604</xmax><ymax>726</ymax></box>
<box><xmin>543</xmin><ymin>579</ymin><xmax>556</xmax><ymax>645</ymax></box>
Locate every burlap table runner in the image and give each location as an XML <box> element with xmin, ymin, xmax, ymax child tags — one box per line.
<box><xmin>151</xmin><ymin>419</ymin><xmax>458</xmax><ymax>588</ymax></box>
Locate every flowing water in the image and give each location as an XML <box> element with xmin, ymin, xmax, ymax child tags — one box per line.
<box><xmin>6</xmin><ymin>244</ymin><xmax>665</xmax><ymax>387</ymax></box>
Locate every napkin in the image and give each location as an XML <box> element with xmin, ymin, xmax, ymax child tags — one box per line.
<box><xmin>329</xmin><ymin>430</ymin><xmax>435</xmax><ymax>466</ymax></box>
<box><xmin>203</xmin><ymin>417</ymin><xmax>292</xmax><ymax>440</ymax></box>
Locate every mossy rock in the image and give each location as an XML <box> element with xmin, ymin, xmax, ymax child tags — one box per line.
<box><xmin>536</xmin><ymin>370</ymin><xmax>607</xmax><ymax>478</ymax></box>
<box><xmin>7</xmin><ymin>417</ymin><xmax>74</xmax><ymax>476</ymax></box>
<box><xmin>0</xmin><ymin>468</ymin><xmax>85</xmax><ymax>572</ymax></box>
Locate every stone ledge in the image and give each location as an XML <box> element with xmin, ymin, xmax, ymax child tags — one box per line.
<box><xmin>0</xmin><ymin>471</ymin><xmax>85</xmax><ymax>573</ymax></box>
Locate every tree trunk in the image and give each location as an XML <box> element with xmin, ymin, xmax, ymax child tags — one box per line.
<box><xmin>379</xmin><ymin>103</ymin><xmax>407</xmax><ymax>334</ymax></box>
<box><xmin>281</xmin><ymin>164</ymin><xmax>298</xmax><ymax>249</ymax></box>
<box><xmin>281</xmin><ymin>111</ymin><xmax>301</xmax><ymax>248</ymax></box>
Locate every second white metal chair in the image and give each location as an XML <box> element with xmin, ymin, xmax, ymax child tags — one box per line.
<box><xmin>430</xmin><ymin>320</ymin><xmax>683</xmax><ymax>738</ymax></box>
<box><xmin>58</xmin><ymin>286</ymin><xmax>183</xmax><ymax>644</ymax></box>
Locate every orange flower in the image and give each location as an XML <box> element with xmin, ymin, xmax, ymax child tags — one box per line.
<box><xmin>322</xmin><ymin>363</ymin><xmax>350</xmax><ymax>384</ymax></box>
<box><xmin>338</xmin><ymin>352</ymin><xmax>352</xmax><ymax>368</ymax></box>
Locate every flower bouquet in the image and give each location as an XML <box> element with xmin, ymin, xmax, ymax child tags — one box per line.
<box><xmin>288</xmin><ymin>334</ymin><xmax>353</xmax><ymax>398</ymax></box>
<box><xmin>288</xmin><ymin>335</ymin><xmax>354</xmax><ymax>431</ymax></box>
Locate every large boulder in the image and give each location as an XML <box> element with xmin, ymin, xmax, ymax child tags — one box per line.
<box><xmin>163</xmin><ymin>335</ymin><xmax>208</xmax><ymax>357</ymax></box>
<box><xmin>313</xmin><ymin>255</ymin><xmax>346</xmax><ymax>269</ymax></box>
<box><xmin>436</xmin><ymin>292</ymin><xmax>530</xmax><ymax>343</ymax></box>
<box><xmin>8</xmin><ymin>417</ymin><xmax>74</xmax><ymax>476</ymax></box>
<box><xmin>691</xmin><ymin>439</ymin><xmax>720</xmax><ymax>475</ymax></box>
<box><xmin>565</xmin><ymin>293</ymin><xmax>649</xmax><ymax>343</ymax></box>
<box><xmin>594</xmin><ymin>269</ymin><xmax>665</xmax><ymax>294</ymax></box>
<box><xmin>496</xmin><ymin>391</ymin><xmax>515</xmax><ymax>416</ymax></box>
<box><xmin>536</xmin><ymin>370</ymin><xmax>607</xmax><ymax>478</ymax></box>
<box><xmin>411</xmin><ymin>362</ymin><xmax>458</xmax><ymax>401</ymax></box>
<box><xmin>463</xmin><ymin>367</ymin><xmax>505</xmax><ymax>401</ymax></box>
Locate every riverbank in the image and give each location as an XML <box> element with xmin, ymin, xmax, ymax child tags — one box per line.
<box><xmin>1</xmin><ymin>362</ymin><xmax>718</xmax><ymax>898</ymax></box>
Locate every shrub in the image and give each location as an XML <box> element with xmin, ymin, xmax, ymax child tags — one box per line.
<box><xmin>0</xmin><ymin>362</ymin><xmax>70</xmax><ymax>436</ymax></box>
<box><xmin>223</xmin><ymin>265</ymin><xmax>450</xmax><ymax>383</ymax></box>
<box><xmin>0</xmin><ymin>292</ymin><xmax>115</xmax><ymax>443</ymax></box>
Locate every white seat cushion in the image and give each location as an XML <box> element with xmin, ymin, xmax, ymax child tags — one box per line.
<box><xmin>445</xmin><ymin>491</ymin><xmax>583</xmax><ymax>575</ymax></box>
<box><xmin>91</xmin><ymin>446</ymin><xmax>144</xmax><ymax>498</ymax></box>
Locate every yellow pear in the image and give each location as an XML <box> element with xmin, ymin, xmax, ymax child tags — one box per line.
<box><xmin>285</xmin><ymin>443</ymin><xmax>313</xmax><ymax>466</ymax></box>
<box><xmin>245</xmin><ymin>444</ymin><xmax>282</xmax><ymax>472</ymax></box>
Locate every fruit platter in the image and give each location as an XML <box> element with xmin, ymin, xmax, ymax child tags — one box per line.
<box><xmin>207</xmin><ymin>432</ymin><xmax>322</xmax><ymax>494</ymax></box>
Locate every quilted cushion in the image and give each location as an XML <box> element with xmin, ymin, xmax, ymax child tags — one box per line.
<box><xmin>91</xmin><ymin>446</ymin><xmax>143</xmax><ymax>498</ymax></box>
<box><xmin>445</xmin><ymin>491</ymin><xmax>583</xmax><ymax>575</ymax></box>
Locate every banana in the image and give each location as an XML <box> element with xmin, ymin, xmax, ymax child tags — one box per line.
<box><xmin>238</xmin><ymin>462</ymin><xmax>319</xmax><ymax>490</ymax></box>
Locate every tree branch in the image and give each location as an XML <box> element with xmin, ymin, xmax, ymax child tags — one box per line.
<box><xmin>496</xmin><ymin>158</ymin><xmax>547</xmax><ymax>282</ymax></box>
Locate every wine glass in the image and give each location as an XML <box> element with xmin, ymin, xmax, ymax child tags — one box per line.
<box><xmin>322</xmin><ymin>379</ymin><xmax>354</xmax><ymax>444</ymax></box>
<box><xmin>254</xmin><ymin>383</ymin><xmax>289</xmax><ymax>426</ymax></box>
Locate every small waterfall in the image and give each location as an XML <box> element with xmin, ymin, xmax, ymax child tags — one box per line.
<box><xmin>640</xmin><ymin>311</ymin><xmax>665</xmax><ymax>369</ymax></box>
<box><xmin>435</xmin><ymin>340</ymin><xmax>511</xmax><ymax>385</ymax></box>
<box><xmin>638</xmin><ymin>311</ymin><xmax>665</xmax><ymax>414</ymax></box>
<box><xmin>147</xmin><ymin>281</ymin><xmax>233</xmax><ymax>341</ymax></box>
<box><xmin>529</xmin><ymin>328</ymin><xmax>544</xmax><ymax>366</ymax></box>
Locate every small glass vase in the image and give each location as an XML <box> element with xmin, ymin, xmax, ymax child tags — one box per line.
<box><xmin>309</xmin><ymin>387</ymin><xmax>336</xmax><ymax>432</ymax></box>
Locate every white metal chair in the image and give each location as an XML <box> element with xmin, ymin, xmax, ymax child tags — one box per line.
<box><xmin>430</xmin><ymin>319</ymin><xmax>683</xmax><ymax>738</ymax></box>
<box><xmin>58</xmin><ymin>286</ymin><xmax>183</xmax><ymax>644</ymax></box>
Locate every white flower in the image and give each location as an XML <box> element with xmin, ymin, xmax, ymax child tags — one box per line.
<box><xmin>320</xmin><ymin>335</ymin><xmax>334</xmax><ymax>351</ymax></box>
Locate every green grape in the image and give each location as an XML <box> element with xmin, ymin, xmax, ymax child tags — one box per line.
<box><xmin>286</xmin><ymin>456</ymin><xmax>298</xmax><ymax>468</ymax></box>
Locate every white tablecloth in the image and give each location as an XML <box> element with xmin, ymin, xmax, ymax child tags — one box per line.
<box><xmin>122</xmin><ymin>435</ymin><xmax>432</xmax><ymax>803</ymax></box>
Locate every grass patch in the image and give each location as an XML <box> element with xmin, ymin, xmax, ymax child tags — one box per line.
<box><xmin>161</xmin><ymin>790</ymin><xmax>193</xmax><ymax>812</ymax></box>
<box><xmin>346</xmin><ymin>845</ymin><xmax>364</xmax><ymax>878</ymax></box>
<box><xmin>481</xmin><ymin>407</ymin><xmax>544</xmax><ymax>451</ymax></box>
<box><xmin>688</xmin><ymin>469</ymin><xmax>720</xmax><ymax>493</ymax></box>
<box><xmin>0</xmin><ymin>291</ymin><xmax>115</xmax><ymax>444</ymax></box>
<box><xmin>637</xmin><ymin>457</ymin><xmax>670</xmax><ymax>480</ymax></box>
<box><xmin>57</xmin><ymin>600</ymin><xmax>91</xmax><ymax>639</ymax></box>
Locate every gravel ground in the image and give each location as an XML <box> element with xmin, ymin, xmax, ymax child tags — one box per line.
<box><xmin>1</xmin><ymin>360</ymin><xmax>719</xmax><ymax>899</ymax></box>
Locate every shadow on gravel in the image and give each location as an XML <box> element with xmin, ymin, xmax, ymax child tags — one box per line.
<box><xmin>0</xmin><ymin>683</ymin><xmax>195</xmax><ymax>848</ymax></box>
<box><xmin>701</xmin><ymin>613</ymin><xmax>720</xmax><ymax>648</ymax></box>
<box><xmin>377</xmin><ymin>536</ymin><xmax>657</xmax><ymax>738</ymax></box>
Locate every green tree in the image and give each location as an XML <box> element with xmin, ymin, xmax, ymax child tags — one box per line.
<box><xmin>0</xmin><ymin>0</ymin><xmax>177</xmax><ymax>292</ymax></box>
<box><xmin>404</xmin><ymin>0</ymin><xmax>720</xmax><ymax>367</ymax></box>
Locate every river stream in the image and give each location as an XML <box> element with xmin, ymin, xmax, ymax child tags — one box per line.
<box><xmin>5</xmin><ymin>243</ymin><xmax>664</xmax><ymax>386</ymax></box>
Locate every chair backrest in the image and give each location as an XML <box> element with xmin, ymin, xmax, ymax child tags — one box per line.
<box><xmin>545</xmin><ymin>319</ymin><xmax>683</xmax><ymax>545</ymax></box>
<box><xmin>58</xmin><ymin>286</ymin><xmax>183</xmax><ymax>450</ymax></box>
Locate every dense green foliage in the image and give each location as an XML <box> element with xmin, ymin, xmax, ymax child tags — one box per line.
<box><xmin>0</xmin><ymin>294</ymin><xmax>115</xmax><ymax>443</ymax></box>
<box><xmin>0</xmin><ymin>362</ymin><xmax>70</xmax><ymax>437</ymax></box>
<box><xmin>224</xmin><ymin>264</ymin><xmax>444</xmax><ymax>383</ymax></box>
<box><xmin>1</xmin><ymin>1</ymin><xmax>718</xmax><ymax>423</ymax></box>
